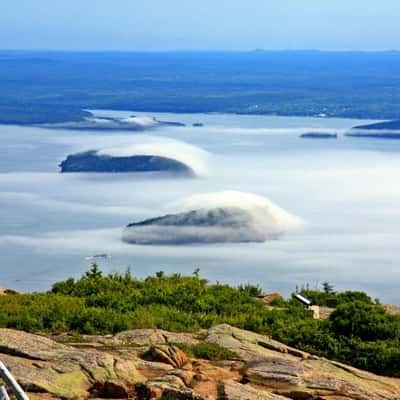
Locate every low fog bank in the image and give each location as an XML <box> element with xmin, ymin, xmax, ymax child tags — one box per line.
<box><xmin>1</xmin><ymin>112</ymin><xmax>400</xmax><ymax>302</ymax></box>
<box><xmin>56</xmin><ymin>135</ymin><xmax>210</xmax><ymax>176</ymax></box>
<box><xmin>39</xmin><ymin>114</ymin><xmax>165</xmax><ymax>131</ymax></box>
<box><xmin>123</xmin><ymin>191</ymin><xmax>302</xmax><ymax>245</ymax></box>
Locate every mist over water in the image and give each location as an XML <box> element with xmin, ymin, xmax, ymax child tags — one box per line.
<box><xmin>1</xmin><ymin>111</ymin><xmax>400</xmax><ymax>302</ymax></box>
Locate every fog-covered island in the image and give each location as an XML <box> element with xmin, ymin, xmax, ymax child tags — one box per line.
<box><xmin>123</xmin><ymin>207</ymin><xmax>268</xmax><ymax>244</ymax></box>
<box><xmin>40</xmin><ymin>114</ymin><xmax>185</xmax><ymax>131</ymax></box>
<box><xmin>58</xmin><ymin>137</ymin><xmax>208</xmax><ymax>176</ymax></box>
<box><xmin>60</xmin><ymin>150</ymin><xmax>194</xmax><ymax>175</ymax></box>
<box><xmin>123</xmin><ymin>191</ymin><xmax>301</xmax><ymax>245</ymax></box>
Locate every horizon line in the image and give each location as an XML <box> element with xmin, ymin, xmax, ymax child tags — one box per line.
<box><xmin>1</xmin><ymin>48</ymin><xmax>400</xmax><ymax>54</ymax></box>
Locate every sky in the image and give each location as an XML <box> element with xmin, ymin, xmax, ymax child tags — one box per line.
<box><xmin>1</xmin><ymin>0</ymin><xmax>400</xmax><ymax>51</ymax></box>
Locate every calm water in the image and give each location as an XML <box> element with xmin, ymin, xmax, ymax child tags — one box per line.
<box><xmin>1</xmin><ymin>111</ymin><xmax>400</xmax><ymax>303</ymax></box>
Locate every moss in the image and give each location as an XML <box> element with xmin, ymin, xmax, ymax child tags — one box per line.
<box><xmin>55</xmin><ymin>334</ymin><xmax>91</xmax><ymax>344</ymax></box>
<box><xmin>42</xmin><ymin>369</ymin><xmax>89</xmax><ymax>400</ymax></box>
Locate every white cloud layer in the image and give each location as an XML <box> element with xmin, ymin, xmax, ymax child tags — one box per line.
<box><xmin>123</xmin><ymin>191</ymin><xmax>302</xmax><ymax>245</ymax></box>
<box><xmin>1</xmin><ymin>112</ymin><xmax>400</xmax><ymax>301</ymax></box>
<box><xmin>51</xmin><ymin>135</ymin><xmax>210</xmax><ymax>176</ymax></box>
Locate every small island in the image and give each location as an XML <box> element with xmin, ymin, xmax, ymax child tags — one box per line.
<box><xmin>300</xmin><ymin>132</ymin><xmax>338</xmax><ymax>139</ymax></box>
<box><xmin>59</xmin><ymin>150</ymin><xmax>194</xmax><ymax>175</ymax></box>
<box><xmin>122</xmin><ymin>198</ymin><xmax>299</xmax><ymax>245</ymax></box>
<box><xmin>123</xmin><ymin>207</ymin><xmax>266</xmax><ymax>245</ymax></box>
<box><xmin>158</xmin><ymin>120</ymin><xmax>186</xmax><ymax>127</ymax></box>
<box><xmin>39</xmin><ymin>115</ymin><xmax>186</xmax><ymax>131</ymax></box>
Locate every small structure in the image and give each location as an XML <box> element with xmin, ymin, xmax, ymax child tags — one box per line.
<box><xmin>318</xmin><ymin>306</ymin><xmax>335</xmax><ymax>320</ymax></box>
<box><xmin>310</xmin><ymin>305</ymin><xmax>320</xmax><ymax>319</ymax></box>
<box><xmin>294</xmin><ymin>293</ymin><xmax>312</xmax><ymax>307</ymax></box>
<box><xmin>294</xmin><ymin>294</ymin><xmax>321</xmax><ymax>319</ymax></box>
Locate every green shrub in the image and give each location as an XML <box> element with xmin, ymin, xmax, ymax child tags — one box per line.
<box><xmin>190</xmin><ymin>343</ymin><xmax>239</xmax><ymax>361</ymax></box>
<box><xmin>174</xmin><ymin>342</ymin><xmax>239</xmax><ymax>361</ymax></box>
<box><xmin>1</xmin><ymin>267</ymin><xmax>400</xmax><ymax>377</ymax></box>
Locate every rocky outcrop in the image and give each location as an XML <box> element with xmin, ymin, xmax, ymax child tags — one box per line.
<box><xmin>0</xmin><ymin>328</ymin><xmax>144</xmax><ymax>399</ymax></box>
<box><xmin>115</xmin><ymin>328</ymin><xmax>200</xmax><ymax>346</ymax></box>
<box><xmin>1</xmin><ymin>325</ymin><xmax>400</xmax><ymax>400</ymax></box>
<box><xmin>318</xmin><ymin>305</ymin><xmax>335</xmax><ymax>319</ymax></box>
<box><xmin>144</xmin><ymin>345</ymin><xmax>188</xmax><ymax>368</ymax></box>
<box><xmin>206</xmin><ymin>324</ymin><xmax>400</xmax><ymax>400</ymax></box>
<box><xmin>256</xmin><ymin>293</ymin><xmax>283</xmax><ymax>304</ymax></box>
<box><xmin>0</xmin><ymin>287</ymin><xmax>18</xmax><ymax>295</ymax></box>
<box><xmin>59</xmin><ymin>151</ymin><xmax>194</xmax><ymax>175</ymax></box>
<box><xmin>136</xmin><ymin>375</ymin><xmax>202</xmax><ymax>400</ymax></box>
<box><xmin>384</xmin><ymin>304</ymin><xmax>400</xmax><ymax>315</ymax></box>
<box><xmin>221</xmin><ymin>380</ymin><xmax>287</xmax><ymax>400</ymax></box>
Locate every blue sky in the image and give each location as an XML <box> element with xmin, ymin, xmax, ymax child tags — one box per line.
<box><xmin>1</xmin><ymin>0</ymin><xmax>399</xmax><ymax>51</ymax></box>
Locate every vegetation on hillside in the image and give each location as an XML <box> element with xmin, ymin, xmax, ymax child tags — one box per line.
<box><xmin>0</xmin><ymin>265</ymin><xmax>399</xmax><ymax>377</ymax></box>
<box><xmin>3</xmin><ymin>51</ymin><xmax>400</xmax><ymax>124</ymax></box>
<box><xmin>0</xmin><ymin>104</ymin><xmax>90</xmax><ymax>125</ymax></box>
<box><xmin>296</xmin><ymin>281</ymin><xmax>376</xmax><ymax>308</ymax></box>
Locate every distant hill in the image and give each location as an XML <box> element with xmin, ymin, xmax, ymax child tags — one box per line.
<box><xmin>353</xmin><ymin>120</ymin><xmax>400</xmax><ymax>130</ymax></box>
<box><xmin>4</xmin><ymin>51</ymin><xmax>400</xmax><ymax>123</ymax></box>
<box><xmin>0</xmin><ymin>104</ymin><xmax>90</xmax><ymax>125</ymax></box>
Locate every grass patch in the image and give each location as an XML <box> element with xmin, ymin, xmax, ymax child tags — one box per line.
<box><xmin>174</xmin><ymin>342</ymin><xmax>239</xmax><ymax>362</ymax></box>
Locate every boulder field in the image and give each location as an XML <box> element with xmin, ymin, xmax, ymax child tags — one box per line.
<box><xmin>0</xmin><ymin>324</ymin><xmax>399</xmax><ymax>400</ymax></box>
